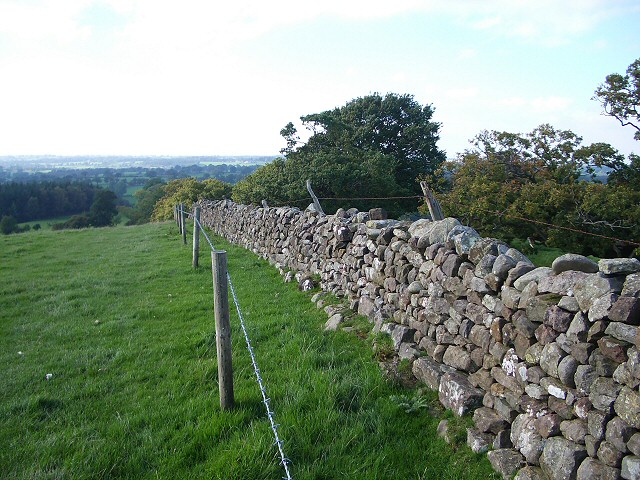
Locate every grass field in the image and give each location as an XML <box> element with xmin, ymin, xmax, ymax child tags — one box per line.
<box><xmin>0</xmin><ymin>222</ymin><xmax>497</xmax><ymax>479</ymax></box>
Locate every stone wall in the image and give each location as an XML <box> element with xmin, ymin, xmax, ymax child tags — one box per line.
<box><xmin>198</xmin><ymin>199</ymin><xmax>640</xmax><ymax>480</ymax></box>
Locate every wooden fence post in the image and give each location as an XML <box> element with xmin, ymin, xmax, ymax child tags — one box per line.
<box><xmin>181</xmin><ymin>204</ymin><xmax>187</xmax><ymax>245</ymax></box>
<box><xmin>420</xmin><ymin>181</ymin><xmax>445</xmax><ymax>221</ymax></box>
<box><xmin>306</xmin><ymin>179</ymin><xmax>325</xmax><ymax>216</ymax></box>
<box><xmin>192</xmin><ymin>206</ymin><xmax>201</xmax><ymax>268</ymax></box>
<box><xmin>211</xmin><ymin>250</ymin><xmax>234</xmax><ymax>410</ymax></box>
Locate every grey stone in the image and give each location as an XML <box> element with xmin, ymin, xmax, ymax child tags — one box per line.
<box><xmin>541</xmin><ymin>376</ymin><xmax>568</xmax><ymax>399</ymax></box>
<box><xmin>629</xmin><ymin>433</ymin><xmax>640</xmax><ymax>456</ymax></box>
<box><xmin>541</xmin><ymin>343</ymin><xmax>567</xmax><ymax>378</ymax></box>
<box><xmin>589</xmin><ymin>293</ymin><xmax>619</xmax><ymax>322</ymax></box>
<box><xmin>324</xmin><ymin>313</ymin><xmax>344</xmax><ymax>331</ymax></box>
<box><xmin>535</xmin><ymin>414</ymin><xmax>561</xmax><ymax>438</ymax></box>
<box><xmin>590</xmin><ymin>377</ymin><xmax>623</xmax><ymax>413</ymax></box>
<box><xmin>512</xmin><ymin>414</ymin><xmax>546</xmax><ymax>464</ymax></box>
<box><xmin>606</xmin><ymin>322</ymin><xmax>639</xmax><ymax>344</ymax></box>
<box><xmin>468</xmin><ymin>238</ymin><xmax>510</xmax><ymax>264</ymax></box>
<box><xmin>413</xmin><ymin>356</ymin><xmax>448</xmax><ymax>390</ymax></box>
<box><xmin>589</xmin><ymin>409</ymin><xmax>612</xmax><ymax>441</ymax></box>
<box><xmin>559</xmin><ymin>296</ymin><xmax>581</xmax><ymax>313</ymax></box>
<box><xmin>575</xmin><ymin>274</ymin><xmax>625</xmax><ymax>312</ymax></box>
<box><xmin>506</xmin><ymin>262</ymin><xmax>537</xmax><ymax>288</ymax></box>
<box><xmin>487</xmin><ymin>449</ymin><xmax>526</xmax><ymax>480</ymax></box>
<box><xmin>558</xmin><ymin>355</ymin><xmax>579</xmax><ymax>388</ymax></box>
<box><xmin>452</xmin><ymin>227</ymin><xmax>482</xmax><ymax>255</ymax></box>
<box><xmin>407</xmin><ymin>281</ymin><xmax>422</xmax><ymax>294</ymax></box>
<box><xmin>574</xmin><ymin>397</ymin><xmax>593</xmax><ymax>420</ymax></box>
<box><xmin>575</xmin><ymin>365</ymin><xmax>599</xmax><ymax>395</ymax></box>
<box><xmin>442</xmin><ymin>346</ymin><xmax>474</xmax><ymax>372</ymax></box>
<box><xmin>577</xmin><ymin>458</ymin><xmax>621</xmax><ymax>480</ymax></box>
<box><xmin>493</xmin><ymin>254</ymin><xmax>517</xmax><ymax>280</ymax></box>
<box><xmin>599</xmin><ymin>258</ymin><xmax>640</xmax><ymax>275</ymax></box>
<box><xmin>586</xmin><ymin>434</ymin><xmax>601</xmax><ymax>457</ymax></box>
<box><xmin>621</xmin><ymin>456</ymin><xmax>640</xmax><ymax>480</ymax></box>
<box><xmin>437</xmin><ymin>419</ymin><xmax>452</xmax><ymax>443</ymax></box>
<box><xmin>552</xmin><ymin>254</ymin><xmax>599</xmax><ymax>274</ymax></box>
<box><xmin>622</xmin><ymin>273</ymin><xmax>640</xmax><ymax>298</ymax></box>
<box><xmin>390</xmin><ymin>325</ymin><xmax>416</xmax><ymax>348</ymax></box>
<box><xmin>502</xmin><ymin>286</ymin><xmax>522</xmax><ymax>309</ymax></box>
<box><xmin>615</xmin><ymin>387</ymin><xmax>640</xmax><ymax>429</ymax></box>
<box><xmin>441</xmin><ymin>254</ymin><xmax>463</xmax><ymax>277</ymax></box>
<box><xmin>515</xmin><ymin>466</ymin><xmax>548</xmax><ymax>480</ymax></box>
<box><xmin>438</xmin><ymin>372</ymin><xmax>483</xmax><ymax>417</ymax></box>
<box><xmin>609</xmin><ymin>297</ymin><xmax>640</xmax><ymax>325</ymax></box>
<box><xmin>428</xmin><ymin>217</ymin><xmax>461</xmax><ymax>245</ymax></box>
<box><xmin>545</xmin><ymin>306</ymin><xmax>575</xmax><ymax>333</ymax></box>
<box><xmin>398</xmin><ymin>342</ymin><xmax>419</xmax><ymax>360</ymax></box>
<box><xmin>527</xmin><ymin>293</ymin><xmax>562</xmax><ymax>323</ymax></box>
<box><xmin>539</xmin><ymin>271</ymin><xmax>591</xmax><ymax>296</ymax></box>
<box><xmin>561</xmin><ymin>419</ymin><xmax>589</xmax><ymax>444</ymax></box>
<box><xmin>474</xmin><ymin>406</ymin><xmax>509</xmax><ymax>434</ymax></box>
<box><xmin>598</xmin><ymin>336</ymin><xmax>629</xmax><ymax>364</ymax></box>
<box><xmin>467</xmin><ymin>428</ymin><xmax>494</xmax><ymax>453</ymax></box>
<box><xmin>408</xmin><ymin>218</ymin><xmax>433</xmax><ymax>238</ymax></box>
<box><xmin>506</xmin><ymin>248</ymin><xmax>534</xmax><ymax>265</ymax></box>
<box><xmin>606</xmin><ymin>416</ymin><xmax>636</xmax><ymax>453</ymax></box>
<box><xmin>540</xmin><ymin>437</ymin><xmax>588</xmax><ymax>480</ymax></box>
<box><xmin>515</xmin><ymin>267</ymin><xmax>554</xmax><ymax>291</ymax></box>
<box><xmin>567</xmin><ymin>312</ymin><xmax>589</xmax><ymax>343</ymax></box>
<box><xmin>597</xmin><ymin>440</ymin><xmax>624</xmax><ymax>468</ymax></box>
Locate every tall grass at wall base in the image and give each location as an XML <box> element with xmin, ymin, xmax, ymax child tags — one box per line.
<box><xmin>0</xmin><ymin>223</ymin><xmax>497</xmax><ymax>479</ymax></box>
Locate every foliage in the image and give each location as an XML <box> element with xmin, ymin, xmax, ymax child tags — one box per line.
<box><xmin>0</xmin><ymin>215</ymin><xmax>17</xmax><ymax>234</ymax></box>
<box><xmin>234</xmin><ymin>93</ymin><xmax>446</xmax><ymax>216</ymax></box>
<box><xmin>431</xmin><ymin>124</ymin><xmax>639</xmax><ymax>258</ymax></box>
<box><xmin>51</xmin><ymin>215</ymin><xmax>90</xmax><ymax>230</ymax></box>
<box><xmin>390</xmin><ymin>393</ymin><xmax>434</xmax><ymax>414</ymax></box>
<box><xmin>122</xmin><ymin>182</ymin><xmax>167</xmax><ymax>225</ymax></box>
<box><xmin>594</xmin><ymin>58</ymin><xmax>640</xmax><ymax>140</ymax></box>
<box><xmin>152</xmin><ymin>178</ymin><xmax>232</xmax><ymax>221</ymax></box>
<box><xmin>0</xmin><ymin>223</ymin><xmax>498</xmax><ymax>479</ymax></box>
<box><xmin>88</xmin><ymin>190</ymin><xmax>118</xmax><ymax>227</ymax></box>
<box><xmin>0</xmin><ymin>181</ymin><xmax>100</xmax><ymax>223</ymax></box>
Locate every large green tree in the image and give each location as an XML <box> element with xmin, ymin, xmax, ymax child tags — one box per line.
<box><xmin>594</xmin><ymin>58</ymin><xmax>640</xmax><ymax>140</ymax></box>
<box><xmin>89</xmin><ymin>190</ymin><xmax>118</xmax><ymax>227</ymax></box>
<box><xmin>235</xmin><ymin>93</ymin><xmax>445</xmax><ymax>215</ymax></box>
<box><xmin>433</xmin><ymin>125</ymin><xmax>639</xmax><ymax>257</ymax></box>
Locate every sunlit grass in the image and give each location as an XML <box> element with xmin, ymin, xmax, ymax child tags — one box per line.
<box><xmin>0</xmin><ymin>222</ymin><xmax>497</xmax><ymax>479</ymax></box>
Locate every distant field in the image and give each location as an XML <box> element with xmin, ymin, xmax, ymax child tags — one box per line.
<box><xmin>0</xmin><ymin>223</ymin><xmax>497</xmax><ymax>480</ymax></box>
<box><xmin>17</xmin><ymin>215</ymin><xmax>73</xmax><ymax>231</ymax></box>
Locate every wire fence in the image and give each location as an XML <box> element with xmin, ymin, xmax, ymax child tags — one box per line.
<box><xmin>179</xmin><ymin>208</ymin><xmax>293</xmax><ymax>480</ymax></box>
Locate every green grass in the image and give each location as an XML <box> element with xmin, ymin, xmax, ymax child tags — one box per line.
<box><xmin>0</xmin><ymin>223</ymin><xmax>497</xmax><ymax>479</ymax></box>
<box><xmin>17</xmin><ymin>215</ymin><xmax>73</xmax><ymax>231</ymax></box>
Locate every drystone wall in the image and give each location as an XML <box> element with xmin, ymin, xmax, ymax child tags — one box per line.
<box><xmin>198</xmin><ymin>199</ymin><xmax>640</xmax><ymax>480</ymax></box>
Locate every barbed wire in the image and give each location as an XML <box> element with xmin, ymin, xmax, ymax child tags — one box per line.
<box><xmin>178</xmin><ymin>207</ymin><xmax>293</xmax><ymax>480</ymax></box>
<box><xmin>485</xmin><ymin>209</ymin><xmax>640</xmax><ymax>247</ymax></box>
<box><xmin>227</xmin><ymin>272</ymin><xmax>293</xmax><ymax>480</ymax></box>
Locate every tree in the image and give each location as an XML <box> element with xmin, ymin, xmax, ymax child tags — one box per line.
<box><xmin>433</xmin><ymin>125</ymin><xmax>638</xmax><ymax>257</ymax></box>
<box><xmin>0</xmin><ymin>215</ymin><xmax>17</xmax><ymax>234</ymax></box>
<box><xmin>88</xmin><ymin>190</ymin><xmax>118</xmax><ymax>227</ymax></box>
<box><xmin>594</xmin><ymin>58</ymin><xmax>640</xmax><ymax>140</ymax></box>
<box><xmin>236</xmin><ymin>93</ymin><xmax>446</xmax><ymax>216</ymax></box>
<box><xmin>152</xmin><ymin>178</ymin><xmax>232</xmax><ymax>221</ymax></box>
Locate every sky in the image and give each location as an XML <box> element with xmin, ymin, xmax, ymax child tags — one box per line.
<box><xmin>0</xmin><ymin>0</ymin><xmax>639</xmax><ymax>158</ymax></box>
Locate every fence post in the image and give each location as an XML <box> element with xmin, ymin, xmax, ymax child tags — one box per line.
<box><xmin>192</xmin><ymin>206</ymin><xmax>201</xmax><ymax>268</ymax></box>
<box><xmin>181</xmin><ymin>204</ymin><xmax>187</xmax><ymax>245</ymax></box>
<box><xmin>211</xmin><ymin>250</ymin><xmax>234</xmax><ymax>410</ymax></box>
<box><xmin>306</xmin><ymin>179</ymin><xmax>325</xmax><ymax>216</ymax></box>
